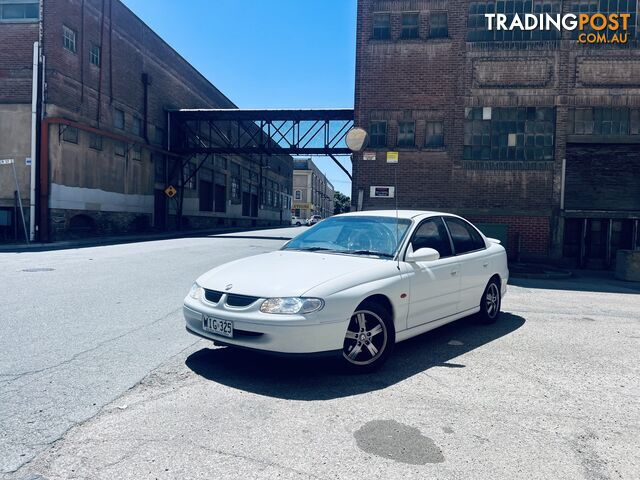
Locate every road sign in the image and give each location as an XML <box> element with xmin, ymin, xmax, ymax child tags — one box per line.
<box><xmin>386</xmin><ymin>152</ymin><xmax>399</xmax><ymax>164</ymax></box>
<box><xmin>0</xmin><ymin>159</ymin><xmax>15</xmax><ymax>165</ymax></box>
<box><xmin>363</xmin><ymin>152</ymin><xmax>376</xmax><ymax>161</ymax></box>
<box><xmin>164</xmin><ymin>185</ymin><xmax>177</xmax><ymax>198</ymax></box>
<box><xmin>25</xmin><ymin>157</ymin><xmax>32</xmax><ymax>166</ymax></box>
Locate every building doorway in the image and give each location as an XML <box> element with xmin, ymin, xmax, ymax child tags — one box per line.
<box><xmin>154</xmin><ymin>190</ymin><xmax>167</xmax><ymax>229</ymax></box>
<box><xmin>563</xmin><ymin>218</ymin><xmax>638</xmax><ymax>269</ymax></box>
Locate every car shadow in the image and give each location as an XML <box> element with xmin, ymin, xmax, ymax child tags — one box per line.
<box><xmin>185</xmin><ymin>312</ymin><xmax>526</xmax><ymax>401</ymax></box>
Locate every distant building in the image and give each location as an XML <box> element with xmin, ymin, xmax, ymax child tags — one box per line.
<box><xmin>0</xmin><ymin>0</ymin><xmax>292</xmax><ymax>242</ymax></box>
<box><xmin>354</xmin><ymin>0</ymin><xmax>640</xmax><ymax>269</ymax></box>
<box><xmin>293</xmin><ymin>158</ymin><xmax>334</xmax><ymax>220</ymax></box>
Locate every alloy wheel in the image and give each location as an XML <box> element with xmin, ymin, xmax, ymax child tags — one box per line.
<box><xmin>343</xmin><ymin>309</ymin><xmax>388</xmax><ymax>366</ymax></box>
<box><xmin>486</xmin><ymin>283</ymin><xmax>500</xmax><ymax>319</ymax></box>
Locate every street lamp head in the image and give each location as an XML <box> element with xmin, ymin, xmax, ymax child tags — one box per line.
<box><xmin>345</xmin><ymin>127</ymin><xmax>369</xmax><ymax>152</ymax></box>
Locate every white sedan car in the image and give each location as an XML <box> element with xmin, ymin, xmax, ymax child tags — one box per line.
<box><xmin>184</xmin><ymin>210</ymin><xmax>508</xmax><ymax>371</ymax></box>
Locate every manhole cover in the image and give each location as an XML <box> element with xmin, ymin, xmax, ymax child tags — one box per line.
<box><xmin>22</xmin><ymin>268</ymin><xmax>55</xmax><ymax>272</ymax></box>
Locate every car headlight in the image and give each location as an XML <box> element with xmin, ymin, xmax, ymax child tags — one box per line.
<box><xmin>188</xmin><ymin>283</ymin><xmax>204</xmax><ymax>301</ymax></box>
<box><xmin>260</xmin><ymin>297</ymin><xmax>324</xmax><ymax>314</ymax></box>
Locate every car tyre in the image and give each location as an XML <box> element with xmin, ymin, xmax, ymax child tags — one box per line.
<box><xmin>341</xmin><ymin>301</ymin><xmax>395</xmax><ymax>373</ymax></box>
<box><xmin>477</xmin><ymin>278</ymin><xmax>501</xmax><ymax>325</ymax></box>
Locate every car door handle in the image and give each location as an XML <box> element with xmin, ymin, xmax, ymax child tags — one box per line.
<box><xmin>482</xmin><ymin>262</ymin><xmax>489</xmax><ymax>268</ymax></box>
<box><xmin>450</xmin><ymin>270</ymin><xmax>458</xmax><ymax>276</ymax></box>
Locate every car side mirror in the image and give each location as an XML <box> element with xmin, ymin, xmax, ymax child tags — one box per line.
<box><xmin>406</xmin><ymin>247</ymin><xmax>440</xmax><ymax>263</ymax></box>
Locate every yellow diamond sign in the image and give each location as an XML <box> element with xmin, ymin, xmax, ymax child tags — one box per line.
<box><xmin>164</xmin><ymin>185</ymin><xmax>177</xmax><ymax>198</ymax></box>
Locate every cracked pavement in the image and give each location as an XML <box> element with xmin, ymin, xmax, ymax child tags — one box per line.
<box><xmin>2</xmin><ymin>228</ymin><xmax>640</xmax><ymax>479</ymax></box>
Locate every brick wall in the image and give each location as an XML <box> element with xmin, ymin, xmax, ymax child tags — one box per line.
<box><xmin>468</xmin><ymin>215</ymin><xmax>550</xmax><ymax>259</ymax></box>
<box><xmin>354</xmin><ymin>0</ymin><xmax>640</xmax><ymax>259</ymax></box>
<box><xmin>0</xmin><ymin>22</ymin><xmax>38</xmax><ymax>103</ymax></box>
<box><xmin>565</xmin><ymin>144</ymin><xmax>640</xmax><ymax>212</ymax></box>
<box><xmin>42</xmin><ymin>0</ymin><xmax>235</xmax><ymax>131</ymax></box>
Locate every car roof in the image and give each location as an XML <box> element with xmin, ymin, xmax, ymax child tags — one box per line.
<box><xmin>336</xmin><ymin>210</ymin><xmax>451</xmax><ymax>220</ymax></box>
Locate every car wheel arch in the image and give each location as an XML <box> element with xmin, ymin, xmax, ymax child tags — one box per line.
<box><xmin>488</xmin><ymin>273</ymin><xmax>503</xmax><ymax>293</ymax></box>
<box><xmin>356</xmin><ymin>294</ymin><xmax>394</xmax><ymax>324</ymax></box>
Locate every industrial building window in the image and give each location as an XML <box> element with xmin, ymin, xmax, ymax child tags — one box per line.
<box><xmin>397</xmin><ymin>121</ymin><xmax>415</xmax><ymax>148</ymax></box>
<box><xmin>114</xmin><ymin>141</ymin><xmax>126</xmax><ymax>157</ymax></box>
<box><xmin>568</xmin><ymin>107</ymin><xmax>640</xmax><ymax>136</ymax></box>
<box><xmin>401</xmin><ymin>12</ymin><xmax>420</xmax><ymax>39</ymax></box>
<box><xmin>62</xmin><ymin>126</ymin><xmax>78</xmax><ymax>144</ymax></box>
<box><xmin>372</xmin><ymin>13</ymin><xmax>391</xmax><ymax>39</ymax></box>
<box><xmin>467</xmin><ymin>1</ymin><xmax>562</xmax><ymax>42</ymax></box>
<box><xmin>214</xmin><ymin>155</ymin><xmax>227</xmax><ymax>170</ymax></box>
<box><xmin>571</xmin><ymin>0</ymin><xmax>638</xmax><ymax>40</ymax></box>
<box><xmin>184</xmin><ymin>163</ymin><xmax>197</xmax><ymax>189</ymax></box>
<box><xmin>214</xmin><ymin>173</ymin><xmax>227</xmax><ymax>213</ymax></box>
<box><xmin>132</xmin><ymin>117</ymin><xmax>142</xmax><ymax>137</ymax></box>
<box><xmin>425</xmin><ymin>121</ymin><xmax>444</xmax><ymax>148</ymax></box>
<box><xmin>154</xmin><ymin>155</ymin><xmax>166</xmax><ymax>183</ymax></box>
<box><xmin>429</xmin><ymin>12</ymin><xmax>448</xmax><ymax>38</ymax></box>
<box><xmin>114</xmin><ymin>109</ymin><xmax>125</xmax><ymax>129</ymax></box>
<box><xmin>0</xmin><ymin>1</ymin><xmax>38</xmax><ymax>21</ymax></box>
<box><xmin>89</xmin><ymin>133</ymin><xmax>102</xmax><ymax>150</ymax></box>
<box><xmin>131</xmin><ymin>145</ymin><xmax>141</xmax><ymax>161</ymax></box>
<box><xmin>463</xmin><ymin>107</ymin><xmax>555</xmax><ymax>161</ymax></box>
<box><xmin>231</xmin><ymin>177</ymin><xmax>240</xmax><ymax>200</ymax></box>
<box><xmin>369</xmin><ymin>121</ymin><xmax>387</xmax><ymax>147</ymax></box>
<box><xmin>89</xmin><ymin>44</ymin><xmax>101</xmax><ymax>67</ymax></box>
<box><xmin>63</xmin><ymin>25</ymin><xmax>77</xmax><ymax>53</ymax></box>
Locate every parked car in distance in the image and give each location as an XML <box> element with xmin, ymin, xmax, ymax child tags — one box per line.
<box><xmin>307</xmin><ymin>215</ymin><xmax>322</xmax><ymax>226</ymax></box>
<box><xmin>184</xmin><ymin>210</ymin><xmax>509</xmax><ymax>372</ymax></box>
<box><xmin>291</xmin><ymin>216</ymin><xmax>303</xmax><ymax>226</ymax></box>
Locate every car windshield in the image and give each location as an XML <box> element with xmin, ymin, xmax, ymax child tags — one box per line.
<box><xmin>283</xmin><ymin>215</ymin><xmax>412</xmax><ymax>258</ymax></box>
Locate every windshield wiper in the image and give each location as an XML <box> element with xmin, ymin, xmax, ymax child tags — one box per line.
<box><xmin>346</xmin><ymin>250</ymin><xmax>394</xmax><ymax>258</ymax></box>
<box><xmin>293</xmin><ymin>247</ymin><xmax>333</xmax><ymax>252</ymax></box>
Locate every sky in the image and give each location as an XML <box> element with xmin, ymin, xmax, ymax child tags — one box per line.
<box><xmin>122</xmin><ymin>0</ymin><xmax>357</xmax><ymax>196</ymax></box>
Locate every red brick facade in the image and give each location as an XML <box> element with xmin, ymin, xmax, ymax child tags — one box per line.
<box><xmin>354</xmin><ymin>0</ymin><xmax>640</xmax><ymax>263</ymax></box>
<box><xmin>0</xmin><ymin>0</ymin><xmax>293</xmax><ymax>241</ymax></box>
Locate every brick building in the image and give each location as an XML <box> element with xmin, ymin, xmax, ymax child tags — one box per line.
<box><xmin>293</xmin><ymin>158</ymin><xmax>335</xmax><ymax>220</ymax></box>
<box><xmin>0</xmin><ymin>0</ymin><xmax>292</xmax><ymax>242</ymax></box>
<box><xmin>353</xmin><ymin>0</ymin><xmax>640</xmax><ymax>268</ymax></box>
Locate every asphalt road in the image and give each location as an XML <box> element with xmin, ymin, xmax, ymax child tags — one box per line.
<box><xmin>0</xmin><ymin>227</ymin><xmax>302</xmax><ymax>476</ymax></box>
<box><xmin>2</xmin><ymin>227</ymin><xmax>639</xmax><ymax>479</ymax></box>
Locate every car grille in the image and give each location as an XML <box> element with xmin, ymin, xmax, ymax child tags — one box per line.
<box><xmin>203</xmin><ymin>289</ymin><xmax>259</xmax><ymax>307</ymax></box>
<box><xmin>204</xmin><ymin>289</ymin><xmax>223</xmax><ymax>303</ymax></box>
<box><xmin>226</xmin><ymin>293</ymin><xmax>259</xmax><ymax>307</ymax></box>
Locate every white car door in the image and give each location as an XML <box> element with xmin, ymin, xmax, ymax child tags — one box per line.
<box><xmin>403</xmin><ymin>217</ymin><xmax>461</xmax><ymax>328</ymax></box>
<box><xmin>443</xmin><ymin>217</ymin><xmax>491</xmax><ymax>312</ymax></box>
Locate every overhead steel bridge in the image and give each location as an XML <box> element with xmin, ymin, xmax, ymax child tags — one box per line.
<box><xmin>168</xmin><ymin>108</ymin><xmax>355</xmax><ymax>178</ymax></box>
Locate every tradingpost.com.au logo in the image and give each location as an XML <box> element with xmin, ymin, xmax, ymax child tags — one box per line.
<box><xmin>484</xmin><ymin>12</ymin><xmax>633</xmax><ymax>44</ymax></box>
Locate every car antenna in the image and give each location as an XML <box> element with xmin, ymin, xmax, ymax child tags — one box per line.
<box><xmin>394</xmin><ymin>157</ymin><xmax>400</xmax><ymax>271</ymax></box>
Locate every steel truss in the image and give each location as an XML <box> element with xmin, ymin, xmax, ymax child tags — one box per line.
<box><xmin>168</xmin><ymin>109</ymin><xmax>354</xmax><ymax>157</ymax></box>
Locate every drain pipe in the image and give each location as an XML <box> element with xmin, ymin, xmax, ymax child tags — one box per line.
<box><xmin>29</xmin><ymin>41</ymin><xmax>39</xmax><ymax>241</ymax></box>
<box><xmin>560</xmin><ymin>158</ymin><xmax>566</xmax><ymax>211</ymax></box>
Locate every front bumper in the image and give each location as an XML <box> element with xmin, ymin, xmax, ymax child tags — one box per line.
<box><xmin>183</xmin><ymin>300</ymin><xmax>349</xmax><ymax>354</ymax></box>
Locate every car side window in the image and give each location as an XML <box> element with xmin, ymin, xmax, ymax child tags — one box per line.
<box><xmin>410</xmin><ymin>217</ymin><xmax>453</xmax><ymax>258</ymax></box>
<box><xmin>444</xmin><ymin>218</ymin><xmax>486</xmax><ymax>255</ymax></box>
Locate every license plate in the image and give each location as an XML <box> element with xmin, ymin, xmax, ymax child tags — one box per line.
<box><xmin>203</xmin><ymin>316</ymin><xmax>233</xmax><ymax>338</ymax></box>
